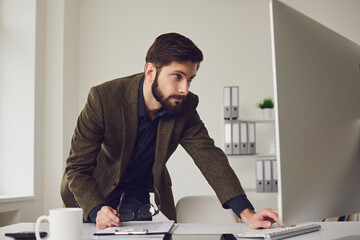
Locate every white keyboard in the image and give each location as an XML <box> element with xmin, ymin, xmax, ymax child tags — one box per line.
<box><xmin>236</xmin><ymin>223</ymin><xmax>321</xmax><ymax>240</ymax></box>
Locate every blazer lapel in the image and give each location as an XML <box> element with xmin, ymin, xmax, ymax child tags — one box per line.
<box><xmin>153</xmin><ymin>117</ymin><xmax>175</xmax><ymax>176</ymax></box>
<box><xmin>118</xmin><ymin>74</ymin><xmax>143</xmax><ymax>177</ymax></box>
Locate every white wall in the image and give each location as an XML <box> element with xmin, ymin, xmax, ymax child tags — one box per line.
<box><xmin>1</xmin><ymin>0</ymin><xmax>359</xmax><ymax>225</ymax></box>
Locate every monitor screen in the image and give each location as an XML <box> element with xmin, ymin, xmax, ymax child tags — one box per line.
<box><xmin>270</xmin><ymin>0</ymin><xmax>360</xmax><ymax>225</ymax></box>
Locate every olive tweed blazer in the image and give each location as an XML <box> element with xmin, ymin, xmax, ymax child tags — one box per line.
<box><xmin>60</xmin><ymin>73</ymin><xmax>245</xmax><ymax>221</ymax></box>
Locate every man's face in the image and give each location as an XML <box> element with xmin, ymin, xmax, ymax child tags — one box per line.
<box><xmin>151</xmin><ymin>61</ymin><xmax>197</xmax><ymax>115</ymax></box>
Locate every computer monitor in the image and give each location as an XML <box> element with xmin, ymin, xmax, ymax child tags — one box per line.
<box><xmin>269</xmin><ymin>0</ymin><xmax>360</xmax><ymax>225</ymax></box>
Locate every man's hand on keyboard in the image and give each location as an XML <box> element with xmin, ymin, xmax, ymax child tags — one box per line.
<box><xmin>240</xmin><ymin>208</ymin><xmax>284</xmax><ymax>229</ymax></box>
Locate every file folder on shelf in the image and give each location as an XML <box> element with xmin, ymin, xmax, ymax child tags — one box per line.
<box><xmin>256</xmin><ymin>160</ymin><xmax>264</xmax><ymax>192</ymax></box>
<box><xmin>240</xmin><ymin>122</ymin><xmax>248</xmax><ymax>154</ymax></box>
<box><xmin>224</xmin><ymin>122</ymin><xmax>232</xmax><ymax>155</ymax></box>
<box><xmin>231</xmin><ymin>86</ymin><xmax>239</xmax><ymax>119</ymax></box>
<box><xmin>223</xmin><ymin>87</ymin><xmax>231</xmax><ymax>119</ymax></box>
<box><xmin>248</xmin><ymin>122</ymin><xmax>256</xmax><ymax>154</ymax></box>
<box><xmin>264</xmin><ymin>160</ymin><xmax>272</xmax><ymax>192</ymax></box>
<box><xmin>272</xmin><ymin>160</ymin><xmax>278</xmax><ymax>192</ymax></box>
<box><xmin>232</xmin><ymin>122</ymin><xmax>240</xmax><ymax>155</ymax></box>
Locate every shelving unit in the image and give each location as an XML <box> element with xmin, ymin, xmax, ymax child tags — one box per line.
<box><xmin>237</xmin><ymin>118</ymin><xmax>275</xmax><ymax>123</ymax></box>
<box><xmin>225</xmin><ymin>116</ymin><xmax>278</xmax><ymax>198</ymax></box>
<box><xmin>247</xmin><ymin>154</ymin><xmax>276</xmax><ymax>159</ymax></box>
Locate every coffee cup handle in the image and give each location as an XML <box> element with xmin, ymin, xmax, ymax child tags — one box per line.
<box><xmin>35</xmin><ymin>215</ymin><xmax>49</xmax><ymax>240</ymax></box>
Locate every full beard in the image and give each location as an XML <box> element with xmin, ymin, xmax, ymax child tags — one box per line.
<box><xmin>151</xmin><ymin>72</ymin><xmax>186</xmax><ymax>116</ymax></box>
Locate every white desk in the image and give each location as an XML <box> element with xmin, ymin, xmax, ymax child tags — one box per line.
<box><xmin>1</xmin><ymin>222</ymin><xmax>359</xmax><ymax>239</ymax></box>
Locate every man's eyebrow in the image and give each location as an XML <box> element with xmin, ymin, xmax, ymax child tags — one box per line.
<box><xmin>173</xmin><ymin>70</ymin><xmax>196</xmax><ymax>80</ymax></box>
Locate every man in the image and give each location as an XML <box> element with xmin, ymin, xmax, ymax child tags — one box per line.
<box><xmin>61</xmin><ymin>33</ymin><xmax>282</xmax><ymax>230</ymax></box>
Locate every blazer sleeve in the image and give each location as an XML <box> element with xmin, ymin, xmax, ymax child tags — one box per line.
<box><xmin>65</xmin><ymin>87</ymin><xmax>106</xmax><ymax>218</ymax></box>
<box><xmin>179</xmin><ymin>106</ymin><xmax>245</xmax><ymax>206</ymax></box>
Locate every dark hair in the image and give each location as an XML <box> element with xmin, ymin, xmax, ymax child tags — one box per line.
<box><xmin>146</xmin><ymin>33</ymin><xmax>203</xmax><ymax>70</ymax></box>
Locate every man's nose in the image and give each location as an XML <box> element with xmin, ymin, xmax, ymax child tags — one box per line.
<box><xmin>178</xmin><ymin>80</ymin><xmax>189</xmax><ymax>95</ymax></box>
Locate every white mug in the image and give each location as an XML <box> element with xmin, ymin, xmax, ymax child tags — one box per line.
<box><xmin>35</xmin><ymin>208</ymin><xmax>83</xmax><ymax>240</ymax></box>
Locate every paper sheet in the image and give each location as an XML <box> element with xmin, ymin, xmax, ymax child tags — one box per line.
<box><xmin>93</xmin><ymin>221</ymin><xmax>174</xmax><ymax>239</ymax></box>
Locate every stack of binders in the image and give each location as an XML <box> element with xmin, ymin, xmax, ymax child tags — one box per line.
<box><xmin>223</xmin><ymin>86</ymin><xmax>239</xmax><ymax>120</ymax></box>
<box><xmin>223</xmin><ymin>86</ymin><xmax>256</xmax><ymax>155</ymax></box>
<box><xmin>224</xmin><ymin>121</ymin><xmax>256</xmax><ymax>155</ymax></box>
<box><xmin>256</xmin><ymin>159</ymin><xmax>278</xmax><ymax>193</ymax></box>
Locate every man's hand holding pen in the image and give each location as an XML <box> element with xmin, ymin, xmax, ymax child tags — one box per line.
<box><xmin>95</xmin><ymin>206</ymin><xmax>123</xmax><ymax>230</ymax></box>
<box><xmin>95</xmin><ymin>192</ymin><xmax>126</xmax><ymax>229</ymax></box>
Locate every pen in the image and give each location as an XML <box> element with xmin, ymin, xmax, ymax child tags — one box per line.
<box><xmin>116</xmin><ymin>193</ymin><xmax>126</xmax><ymax>218</ymax></box>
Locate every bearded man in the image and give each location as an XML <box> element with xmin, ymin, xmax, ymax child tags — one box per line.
<box><xmin>61</xmin><ymin>32</ymin><xmax>281</xmax><ymax>230</ymax></box>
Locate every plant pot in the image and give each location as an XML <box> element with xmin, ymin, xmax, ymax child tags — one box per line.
<box><xmin>262</xmin><ymin>108</ymin><xmax>273</xmax><ymax>119</ymax></box>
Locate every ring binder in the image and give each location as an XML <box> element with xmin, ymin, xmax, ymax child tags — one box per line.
<box><xmin>223</xmin><ymin>87</ymin><xmax>231</xmax><ymax>119</ymax></box>
<box><xmin>248</xmin><ymin>122</ymin><xmax>256</xmax><ymax>154</ymax></box>
<box><xmin>231</xmin><ymin>86</ymin><xmax>239</xmax><ymax>119</ymax></box>
<box><xmin>264</xmin><ymin>160</ymin><xmax>272</xmax><ymax>192</ymax></box>
<box><xmin>232</xmin><ymin>122</ymin><xmax>240</xmax><ymax>155</ymax></box>
<box><xmin>224</xmin><ymin>122</ymin><xmax>232</xmax><ymax>155</ymax></box>
<box><xmin>256</xmin><ymin>160</ymin><xmax>264</xmax><ymax>192</ymax></box>
<box><xmin>272</xmin><ymin>159</ymin><xmax>278</xmax><ymax>192</ymax></box>
<box><xmin>240</xmin><ymin>122</ymin><xmax>248</xmax><ymax>155</ymax></box>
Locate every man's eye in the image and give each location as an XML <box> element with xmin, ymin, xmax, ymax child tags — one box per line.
<box><xmin>173</xmin><ymin>74</ymin><xmax>180</xmax><ymax>79</ymax></box>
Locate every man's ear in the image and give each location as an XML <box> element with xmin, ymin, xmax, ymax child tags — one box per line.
<box><xmin>145</xmin><ymin>62</ymin><xmax>156</xmax><ymax>83</ymax></box>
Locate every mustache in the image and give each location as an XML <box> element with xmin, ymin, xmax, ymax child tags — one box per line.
<box><xmin>169</xmin><ymin>95</ymin><xmax>187</xmax><ymax>100</ymax></box>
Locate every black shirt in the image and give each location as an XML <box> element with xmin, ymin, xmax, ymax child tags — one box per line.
<box><xmin>120</xmin><ymin>77</ymin><xmax>166</xmax><ymax>184</ymax></box>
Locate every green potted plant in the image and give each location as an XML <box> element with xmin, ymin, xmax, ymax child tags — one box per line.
<box><xmin>257</xmin><ymin>98</ymin><xmax>274</xmax><ymax>119</ymax></box>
